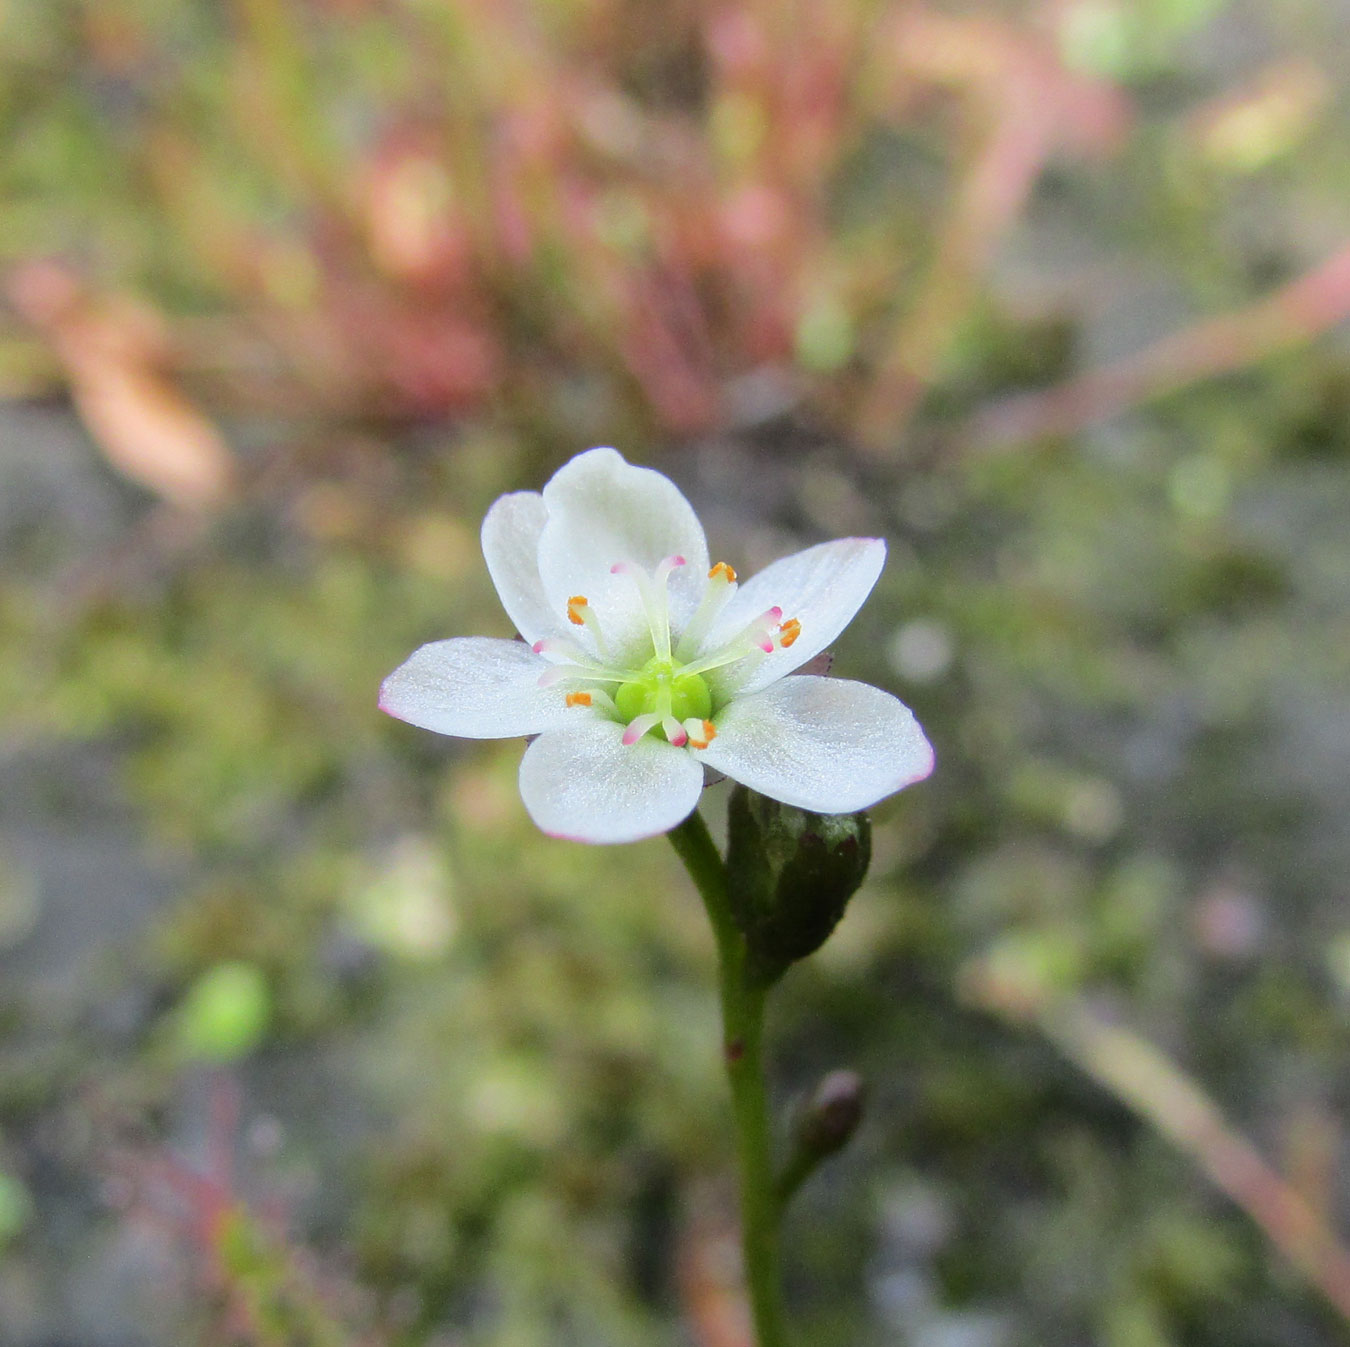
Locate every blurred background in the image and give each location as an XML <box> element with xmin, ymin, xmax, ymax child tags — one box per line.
<box><xmin>2</xmin><ymin>0</ymin><xmax>1350</xmax><ymax>1343</ymax></box>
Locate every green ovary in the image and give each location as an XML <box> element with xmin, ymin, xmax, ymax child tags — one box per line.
<box><xmin>614</xmin><ymin>660</ymin><xmax>713</xmax><ymax>732</ymax></box>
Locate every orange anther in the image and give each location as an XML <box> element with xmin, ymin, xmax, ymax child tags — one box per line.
<box><xmin>708</xmin><ymin>562</ymin><xmax>737</xmax><ymax>583</ymax></box>
<box><xmin>566</xmin><ymin>595</ymin><xmax>588</xmax><ymax>625</ymax></box>
<box><xmin>565</xmin><ymin>691</ymin><xmax>593</xmax><ymax>708</ymax></box>
<box><xmin>778</xmin><ymin>618</ymin><xmax>801</xmax><ymax>648</ymax></box>
<box><xmin>688</xmin><ymin>719</ymin><xmax>717</xmax><ymax>749</ymax></box>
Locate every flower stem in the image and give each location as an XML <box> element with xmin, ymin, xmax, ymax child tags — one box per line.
<box><xmin>669</xmin><ymin>811</ymin><xmax>788</xmax><ymax>1347</ymax></box>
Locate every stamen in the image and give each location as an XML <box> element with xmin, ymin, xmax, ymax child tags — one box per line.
<box><xmin>662</xmin><ymin>715</ymin><xmax>688</xmax><ymax>747</ymax></box>
<box><xmin>778</xmin><ymin>617</ymin><xmax>801</xmax><ymax>648</ymax></box>
<box><xmin>621</xmin><ymin>712</ymin><xmax>662</xmax><ymax>746</ymax></box>
<box><xmin>681</xmin><ymin>607</ymin><xmax>784</xmax><ymax>677</ymax></box>
<box><xmin>684</xmin><ymin>718</ymin><xmax>717</xmax><ymax>749</ymax></box>
<box><xmin>559</xmin><ymin>683</ymin><xmax>620</xmax><ymax>711</ymax></box>
<box><xmin>565</xmin><ymin>594</ymin><xmax>612</xmax><ymax>659</ymax></box>
<box><xmin>588</xmin><ymin>686</ymin><xmax>619</xmax><ymax>714</ymax></box>
<box><xmin>675</xmin><ymin>560</ymin><xmax>740</xmax><ymax>661</ymax></box>
<box><xmin>537</xmin><ymin>663</ymin><xmax>634</xmax><ymax>688</ymax></box>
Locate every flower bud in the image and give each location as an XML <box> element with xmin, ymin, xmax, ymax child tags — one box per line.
<box><xmin>795</xmin><ymin>1069</ymin><xmax>866</xmax><ymax>1158</ymax></box>
<box><xmin>724</xmin><ymin>784</ymin><xmax>871</xmax><ymax>981</ymax></box>
<box><xmin>777</xmin><ymin>1069</ymin><xmax>867</xmax><ymax>1206</ymax></box>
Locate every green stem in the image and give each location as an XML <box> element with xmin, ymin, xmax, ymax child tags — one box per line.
<box><xmin>774</xmin><ymin>1145</ymin><xmax>817</xmax><ymax>1212</ymax></box>
<box><xmin>669</xmin><ymin>812</ymin><xmax>788</xmax><ymax>1347</ymax></box>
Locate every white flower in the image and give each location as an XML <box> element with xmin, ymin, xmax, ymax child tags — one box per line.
<box><xmin>380</xmin><ymin>447</ymin><xmax>934</xmax><ymax>844</ymax></box>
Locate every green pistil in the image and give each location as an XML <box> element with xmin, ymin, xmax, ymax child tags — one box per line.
<box><xmin>614</xmin><ymin>658</ymin><xmax>713</xmax><ymax>737</ymax></box>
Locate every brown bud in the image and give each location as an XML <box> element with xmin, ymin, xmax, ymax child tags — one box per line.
<box><xmin>796</xmin><ymin>1069</ymin><xmax>866</xmax><ymax>1159</ymax></box>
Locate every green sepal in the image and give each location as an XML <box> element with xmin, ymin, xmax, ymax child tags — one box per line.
<box><xmin>724</xmin><ymin>785</ymin><xmax>872</xmax><ymax>982</ymax></box>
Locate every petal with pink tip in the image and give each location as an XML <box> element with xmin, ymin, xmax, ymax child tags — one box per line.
<box><xmin>519</xmin><ymin>718</ymin><xmax>705</xmax><ymax>843</ymax></box>
<box><xmin>698</xmin><ymin>676</ymin><xmax>933</xmax><ymax>813</ymax></box>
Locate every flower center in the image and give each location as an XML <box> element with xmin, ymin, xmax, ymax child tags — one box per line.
<box><xmin>614</xmin><ymin>658</ymin><xmax>713</xmax><ymax>725</ymax></box>
<box><xmin>535</xmin><ymin>556</ymin><xmax>799</xmax><ymax>749</ymax></box>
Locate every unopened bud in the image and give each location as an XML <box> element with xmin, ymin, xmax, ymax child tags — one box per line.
<box><xmin>796</xmin><ymin>1069</ymin><xmax>866</xmax><ymax>1158</ymax></box>
<box><xmin>777</xmin><ymin>1069</ymin><xmax>867</xmax><ymax>1206</ymax></box>
<box><xmin>724</xmin><ymin>785</ymin><xmax>872</xmax><ymax>981</ymax></box>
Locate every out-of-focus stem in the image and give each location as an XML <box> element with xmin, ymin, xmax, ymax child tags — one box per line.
<box><xmin>970</xmin><ymin>960</ymin><xmax>1350</xmax><ymax>1327</ymax></box>
<box><xmin>966</xmin><ymin>243</ymin><xmax>1350</xmax><ymax>450</ymax></box>
<box><xmin>1044</xmin><ymin>1004</ymin><xmax>1350</xmax><ymax>1324</ymax></box>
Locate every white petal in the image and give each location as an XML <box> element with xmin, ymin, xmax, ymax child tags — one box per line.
<box><xmin>379</xmin><ymin>637</ymin><xmax>576</xmax><ymax>739</ymax></box>
<box><xmin>699</xmin><ymin>676</ymin><xmax>933</xmax><ymax>813</ymax></box>
<box><xmin>536</xmin><ymin>447</ymin><xmax>710</xmax><ymax>662</ymax></box>
<box><xmin>481</xmin><ymin>491</ymin><xmax>558</xmax><ymax>644</ymax></box>
<box><xmin>704</xmin><ymin>538</ymin><xmax>886</xmax><ymax>696</ymax></box>
<box><xmin>519</xmin><ymin>717</ymin><xmax>705</xmax><ymax>843</ymax></box>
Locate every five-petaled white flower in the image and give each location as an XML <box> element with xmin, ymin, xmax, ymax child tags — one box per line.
<box><xmin>380</xmin><ymin>448</ymin><xmax>933</xmax><ymax>844</ymax></box>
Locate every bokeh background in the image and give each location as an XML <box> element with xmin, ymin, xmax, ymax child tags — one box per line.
<box><xmin>3</xmin><ymin>1</ymin><xmax>1350</xmax><ymax>1343</ymax></box>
